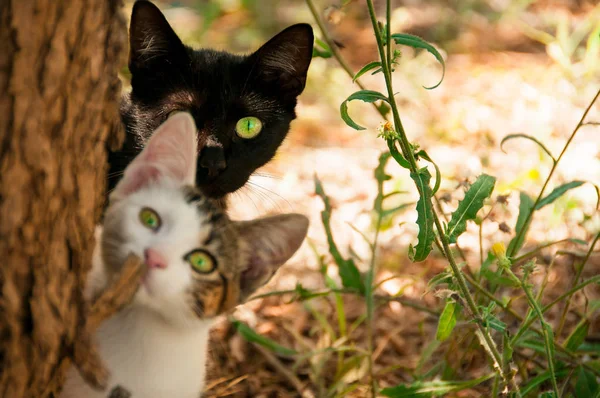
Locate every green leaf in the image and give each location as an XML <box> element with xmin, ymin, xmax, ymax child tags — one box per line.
<box><xmin>575</xmin><ymin>366</ymin><xmax>599</xmax><ymax>398</ymax></box>
<box><xmin>507</xmin><ymin>192</ymin><xmax>534</xmax><ymax>255</ymax></box>
<box><xmin>380</xmin><ymin>374</ymin><xmax>493</xmax><ymax>397</ymax></box>
<box><xmin>542</xmin><ymin>321</ymin><xmax>556</xmax><ymax>361</ymax></box>
<box><xmin>408</xmin><ymin>167</ymin><xmax>435</xmax><ymax>262</ymax></box>
<box><xmin>446</xmin><ymin>174</ymin><xmax>496</xmax><ymax>243</ymax></box>
<box><xmin>390</xmin><ymin>33</ymin><xmax>446</xmax><ymax>89</ymax></box>
<box><xmin>539</xmin><ymin>392</ymin><xmax>556</xmax><ymax>398</ymax></box>
<box><xmin>312</xmin><ymin>37</ymin><xmax>332</xmax><ymax>58</ymax></box>
<box><xmin>386</xmin><ymin>139</ymin><xmax>411</xmax><ymax>169</ymax></box>
<box><xmin>232</xmin><ymin>320</ymin><xmax>296</xmax><ymax>356</ymax></box>
<box><xmin>314</xmin><ymin>176</ymin><xmax>365</xmax><ymax>292</ymax></box>
<box><xmin>436</xmin><ymin>301</ymin><xmax>458</xmax><ymax>341</ymax></box>
<box><xmin>485</xmin><ymin>314</ymin><xmax>507</xmax><ymax>333</ymax></box>
<box><xmin>353</xmin><ymin>61</ymin><xmax>382</xmax><ymax>82</ymax></box>
<box><xmin>501</xmin><ymin>133</ymin><xmax>556</xmax><ymax>162</ymax></box>
<box><xmin>536</xmin><ymin>181</ymin><xmax>585</xmax><ymax>209</ymax></box>
<box><xmin>340</xmin><ymin>90</ymin><xmax>389</xmax><ymax>130</ymax></box>
<box><xmin>565</xmin><ymin>319</ymin><xmax>589</xmax><ymax>352</ymax></box>
<box><xmin>427</xmin><ymin>271</ymin><xmax>453</xmax><ymax>290</ymax></box>
<box><xmin>416</xmin><ymin>150</ymin><xmax>442</xmax><ymax>194</ymax></box>
<box><xmin>521</xmin><ymin>368</ymin><xmax>570</xmax><ymax>395</ymax></box>
<box><xmin>481</xmin><ymin>269</ymin><xmax>520</xmax><ymax>288</ymax></box>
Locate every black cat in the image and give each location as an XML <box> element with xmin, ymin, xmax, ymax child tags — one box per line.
<box><xmin>109</xmin><ymin>0</ymin><xmax>313</xmax><ymax>205</ymax></box>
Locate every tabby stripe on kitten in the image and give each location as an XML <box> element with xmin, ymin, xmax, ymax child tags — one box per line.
<box><xmin>109</xmin><ymin>0</ymin><xmax>314</xmax><ymax>206</ymax></box>
<box><xmin>62</xmin><ymin>113</ymin><xmax>309</xmax><ymax>398</ymax></box>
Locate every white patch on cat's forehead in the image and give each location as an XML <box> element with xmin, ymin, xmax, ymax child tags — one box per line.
<box><xmin>204</xmin><ymin>135</ymin><xmax>222</xmax><ymax>148</ymax></box>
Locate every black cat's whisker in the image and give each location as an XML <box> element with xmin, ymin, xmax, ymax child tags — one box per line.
<box><xmin>245</xmin><ymin>181</ymin><xmax>292</xmax><ymax>212</ymax></box>
<box><xmin>234</xmin><ymin>189</ymin><xmax>261</xmax><ymax>215</ymax></box>
<box><xmin>241</xmin><ymin>185</ymin><xmax>275</xmax><ymax>211</ymax></box>
<box><xmin>251</xmin><ymin>172</ymin><xmax>282</xmax><ymax>180</ymax></box>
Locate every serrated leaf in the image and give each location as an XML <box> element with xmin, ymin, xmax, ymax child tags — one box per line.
<box><xmin>390</xmin><ymin>33</ymin><xmax>445</xmax><ymax>89</ymax></box>
<box><xmin>565</xmin><ymin>319</ymin><xmax>589</xmax><ymax>352</ymax></box>
<box><xmin>536</xmin><ymin>181</ymin><xmax>585</xmax><ymax>209</ymax></box>
<box><xmin>436</xmin><ymin>301</ymin><xmax>458</xmax><ymax>341</ymax></box>
<box><xmin>339</xmin><ymin>90</ymin><xmax>389</xmax><ymax>130</ymax></box>
<box><xmin>446</xmin><ymin>174</ymin><xmax>496</xmax><ymax>243</ymax></box>
<box><xmin>353</xmin><ymin>61</ymin><xmax>381</xmax><ymax>82</ymax></box>
<box><xmin>380</xmin><ymin>374</ymin><xmax>493</xmax><ymax>397</ymax></box>
<box><xmin>575</xmin><ymin>366</ymin><xmax>599</xmax><ymax>398</ymax></box>
<box><xmin>232</xmin><ymin>320</ymin><xmax>296</xmax><ymax>356</ymax></box>
<box><xmin>507</xmin><ymin>192</ymin><xmax>534</xmax><ymax>255</ymax></box>
<box><xmin>408</xmin><ymin>167</ymin><xmax>434</xmax><ymax>262</ymax></box>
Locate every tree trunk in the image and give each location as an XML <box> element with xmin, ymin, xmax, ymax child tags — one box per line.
<box><xmin>0</xmin><ymin>1</ymin><xmax>127</xmax><ymax>397</ymax></box>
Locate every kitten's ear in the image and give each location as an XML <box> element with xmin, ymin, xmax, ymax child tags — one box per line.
<box><xmin>110</xmin><ymin>113</ymin><xmax>198</xmax><ymax>199</ymax></box>
<box><xmin>235</xmin><ymin>214</ymin><xmax>309</xmax><ymax>302</ymax></box>
<box><xmin>252</xmin><ymin>24</ymin><xmax>314</xmax><ymax>98</ymax></box>
<box><xmin>129</xmin><ymin>1</ymin><xmax>187</xmax><ymax>72</ymax></box>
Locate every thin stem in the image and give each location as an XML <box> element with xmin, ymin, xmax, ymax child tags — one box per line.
<box><xmin>510</xmin><ymin>275</ymin><xmax>600</xmax><ymax>348</ymax></box>
<box><xmin>512</xmin><ymin>238</ymin><xmax>584</xmax><ymax>263</ymax></box>
<box><xmin>364</xmin><ymin>1</ymin><xmax>521</xmax><ymax>394</ymax></box>
<box><xmin>365</xmin><ymin>203</ymin><xmax>383</xmax><ymax>397</ymax></box>
<box><xmin>556</xmin><ymin>231</ymin><xmax>600</xmax><ymax>336</ymax></box>
<box><xmin>250</xmin><ymin>287</ymin><xmax>439</xmax><ymax>316</ymax></box>
<box><xmin>507</xmin><ymin>89</ymin><xmax>600</xmax><ymax>258</ymax></box>
<box><xmin>305</xmin><ymin>0</ymin><xmax>388</xmax><ymax>120</ymax></box>
<box><xmin>503</xmin><ymin>265</ymin><xmax>559</xmax><ymax>396</ymax></box>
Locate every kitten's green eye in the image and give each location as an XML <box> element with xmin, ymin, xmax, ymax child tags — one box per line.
<box><xmin>186</xmin><ymin>250</ymin><xmax>216</xmax><ymax>274</ymax></box>
<box><xmin>235</xmin><ymin>117</ymin><xmax>262</xmax><ymax>139</ymax></box>
<box><xmin>139</xmin><ymin>208</ymin><xmax>161</xmax><ymax>231</ymax></box>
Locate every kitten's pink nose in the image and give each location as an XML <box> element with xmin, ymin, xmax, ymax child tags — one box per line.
<box><xmin>144</xmin><ymin>248</ymin><xmax>168</xmax><ymax>269</ymax></box>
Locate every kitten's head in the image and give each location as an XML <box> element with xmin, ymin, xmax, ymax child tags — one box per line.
<box><xmin>122</xmin><ymin>0</ymin><xmax>314</xmax><ymax>199</ymax></box>
<box><xmin>104</xmin><ymin>113</ymin><xmax>308</xmax><ymax>325</ymax></box>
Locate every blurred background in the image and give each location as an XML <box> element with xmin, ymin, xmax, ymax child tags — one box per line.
<box><xmin>122</xmin><ymin>1</ymin><xmax>599</xmax><ymax>396</ymax></box>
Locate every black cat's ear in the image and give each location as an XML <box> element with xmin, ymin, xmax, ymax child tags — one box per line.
<box><xmin>234</xmin><ymin>214</ymin><xmax>309</xmax><ymax>302</ymax></box>
<box><xmin>252</xmin><ymin>24</ymin><xmax>314</xmax><ymax>98</ymax></box>
<box><xmin>129</xmin><ymin>1</ymin><xmax>187</xmax><ymax>72</ymax></box>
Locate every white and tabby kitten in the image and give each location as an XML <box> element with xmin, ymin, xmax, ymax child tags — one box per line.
<box><xmin>62</xmin><ymin>113</ymin><xmax>308</xmax><ymax>398</ymax></box>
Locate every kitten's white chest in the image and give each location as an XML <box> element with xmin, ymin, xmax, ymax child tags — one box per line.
<box><xmin>63</xmin><ymin>308</ymin><xmax>211</xmax><ymax>398</ymax></box>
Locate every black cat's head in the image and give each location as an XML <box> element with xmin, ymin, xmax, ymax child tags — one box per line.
<box><xmin>122</xmin><ymin>0</ymin><xmax>313</xmax><ymax>199</ymax></box>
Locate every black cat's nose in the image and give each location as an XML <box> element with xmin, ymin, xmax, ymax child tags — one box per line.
<box><xmin>199</xmin><ymin>146</ymin><xmax>227</xmax><ymax>177</ymax></box>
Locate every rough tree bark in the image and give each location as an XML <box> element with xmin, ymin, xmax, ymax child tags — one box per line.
<box><xmin>0</xmin><ymin>1</ymin><xmax>128</xmax><ymax>397</ymax></box>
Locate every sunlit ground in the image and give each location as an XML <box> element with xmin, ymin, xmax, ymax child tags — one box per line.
<box><xmin>122</xmin><ymin>1</ymin><xmax>599</xmax><ymax>396</ymax></box>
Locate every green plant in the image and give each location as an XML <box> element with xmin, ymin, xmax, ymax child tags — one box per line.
<box><xmin>231</xmin><ymin>1</ymin><xmax>600</xmax><ymax>397</ymax></box>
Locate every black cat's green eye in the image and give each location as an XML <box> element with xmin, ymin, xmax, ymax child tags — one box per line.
<box><xmin>235</xmin><ymin>117</ymin><xmax>262</xmax><ymax>139</ymax></box>
<box><xmin>185</xmin><ymin>250</ymin><xmax>216</xmax><ymax>274</ymax></box>
<box><xmin>139</xmin><ymin>207</ymin><xmax>161</xmax><ymax>231</ymax></box>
